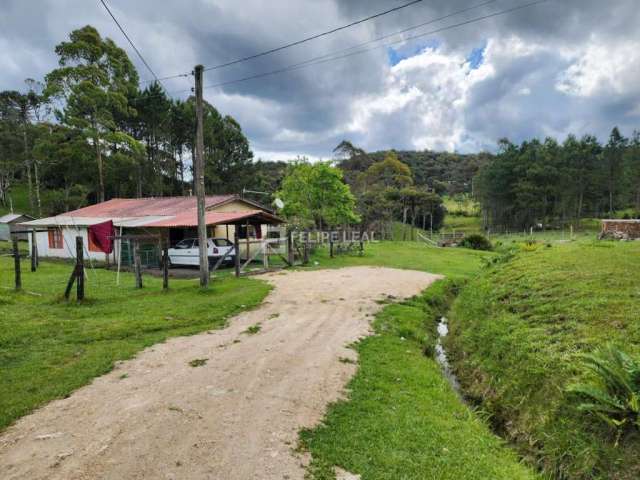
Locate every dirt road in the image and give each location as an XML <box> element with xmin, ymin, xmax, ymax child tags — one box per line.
<box><xmin>0</xmin><ymin>267</ymin><xmax>440</xmax><ymax>480</ymax></box>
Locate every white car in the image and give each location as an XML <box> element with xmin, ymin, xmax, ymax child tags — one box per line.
<box><xmin>168</xmin><ymin>237</ymin><xmax>236</xmax><ymax>268</ymax></box>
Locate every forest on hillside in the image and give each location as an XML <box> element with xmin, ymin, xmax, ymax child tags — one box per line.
<box><xmin>476</xmin><ymin>130</ymin><xmax>640</xmax><ymax>229</ymax></box>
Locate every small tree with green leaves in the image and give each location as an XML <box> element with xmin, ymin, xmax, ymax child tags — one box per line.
<box><xmin>276</xmin><ymin>161</ymin><xmax>360</xmax><ymax>229</ymax></box>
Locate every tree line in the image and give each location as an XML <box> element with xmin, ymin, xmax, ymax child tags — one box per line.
<box><xmin>0</xmin><ymin>25</ymin><xmax>263</xmax><ymax>217</ymax></box>
<box><xmin>275</xmin><ymin>142</ymin><xmax>446</xmax><ymax>237</ymax></box>
<box><xmin>475</xmin><ymin>128</ymin><xmax>640</xmax><ymax>230</ymax></box>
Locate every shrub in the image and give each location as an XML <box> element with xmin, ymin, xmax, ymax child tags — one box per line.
<box><xmin>459</xmin><ymin>234</ymin><xmax>493</xmax><ymax>251</ymax></box>
<box><xmin>566</xmin><ymin>345</ymin><xmax>640</xmax><ymax>442</ymax></box>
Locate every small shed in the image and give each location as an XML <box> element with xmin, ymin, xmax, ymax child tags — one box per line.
<box><xmin>0</xmin><ymin>213</ymin><xmax>35</xmax><ymax>241</ymax></box>
<box><xmin>600</xmin><ymin>219</ymin><xmax>640</xmax><ymax>240</ymax></box>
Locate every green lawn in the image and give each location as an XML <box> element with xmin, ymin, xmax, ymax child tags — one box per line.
<box><xmin>308</xmin><ymin>240</ymin><xmax>492</xmax><ymax>279</ymax></box>
<box><xmin>447</xmin><ymin>240</ymin><xmax>640</xmax><ymax>479</ymax></box>
<box><xmin>301</xmin><ymin>281</ymin><xmax>538</xmax><ymax>480</ymax></box>
<box><xmin>0</xmin><ymin>257</ymin><xmax>271</xmax><ymax>431</ymax></box>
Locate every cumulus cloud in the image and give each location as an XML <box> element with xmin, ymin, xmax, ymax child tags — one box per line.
<box><xmin>1</xmin><ymin>0</ymin><xmax>640</xmax><ymax>158</ymax></box>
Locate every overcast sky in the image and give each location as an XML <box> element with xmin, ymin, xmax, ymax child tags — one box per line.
<box><xmin>2</xmin><ymin>0</ymin><xmax>639</xmax><ymax>160</ymax></box>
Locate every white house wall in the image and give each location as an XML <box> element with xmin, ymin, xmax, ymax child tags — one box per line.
<box><xmin>30</xmin><ymin>227</ymin><xmax>110</xmax><ymax>261</ymax></box>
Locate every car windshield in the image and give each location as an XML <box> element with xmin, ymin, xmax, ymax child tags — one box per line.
<box><xmin>174</xmin><ymin>240</ymin><xmax>193</xmax><ymax>249</ymax></box>
<box><xmin>213</xmin><ymin>239</ymin><xmax>232</xmax><ymax>247</ymax></box>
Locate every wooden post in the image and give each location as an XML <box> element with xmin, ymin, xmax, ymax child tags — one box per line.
<box><xmin>303</xmin><ymin>232</ymin><xmax>309</xmax><ymax>265</ymax></box>
<box><xmin>13</xmin><ymin>237</ymin><xmax>21</xmax><ymax>290</ymax></box>
<box><xmin>245</xmin><ymin>220</ymin><xmax>250</xmax><ymax>266</ymax></box>
<box><xmin>133</xmin><ymin>240</ymin><xmax>143</xmax><ymax>289</ymax></box>
<box><xmin>30</xmin><ymin>230</ymin><xmax>37</xmax><ymax>272</ymax></box>
<box><xmin>234</xmin><ymin>232</ymin><xmax>241</xmax><ymax>277</ymax></box>
<box><xmin>262</xmin><ymin>240</ymin><xmax>268</xmax><ymax>270</ymax></box>
<box><xmin>194</xmin><ymin>64</ymin><xmax>209</xmax><ymax>288</ymax></box>
<box><xmin>76</xmin><ymin>236</ymin><xmax>84</xmax><ymax>301</ymax></box>
<box><xmin>162</xmin><ymin>243</ymin><xmax>169</xmax><ymax>290</ymax></box>
<box><xmin>287</xmin><ymin>230</ymin><xmax>294</xmax><ymax>265</ymax></box>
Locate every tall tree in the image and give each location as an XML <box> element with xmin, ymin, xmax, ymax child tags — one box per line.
<box><xmin>603</xmin><ymin>127</ymin><xmax>628</xmax><ymax>214</ymax></box>
<box><xmin>627</xmin><ymin>131</ymin><xmax>640</xmax><ymax>213</ymax></box>
<box><xmin>45</xmin><ymin>25</ymin><xmax>141</xmax><ymax>202</ymax></box>
<box><xmin>0</xmin><ymin>82</ymin><xmax>49</xmax><ymax>215</ymax></box>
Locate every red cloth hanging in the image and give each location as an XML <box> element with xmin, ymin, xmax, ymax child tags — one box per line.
<box><xmin>254</xmin><ymin>223</ymin><xmax>262</xmax><ymax>239</ymax></box>
<box><xmin>88</xmin><ymin>220</ymin><xmax>115</xmax><ymax>254</ymax></box>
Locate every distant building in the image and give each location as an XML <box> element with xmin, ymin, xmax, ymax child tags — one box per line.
<box><xmin>0</xmin><ymin>213</ymin><xmax>35</xmax><ymax>241</ymax></box>
<box><xmin>600</xmin><ymin>219</ymin><xmax>640</xmax><ymax>240</ymax></box>
<box><xmin>19</xmin><ymin>196</ymin><xmax>283</xmax><ymax>265</ymax></box>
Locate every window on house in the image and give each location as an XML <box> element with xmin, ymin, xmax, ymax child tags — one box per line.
<box><xmin>237</xmin><ymin>225</ymin><xmax>256</xmax><ymax>239</ymax></box>
<box><xmin>48</xmin><ymin>229</ymin><xmax>63</xmax><ymax>249</ymax></box>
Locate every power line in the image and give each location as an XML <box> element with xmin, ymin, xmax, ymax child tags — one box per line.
<box><xmin>98</xmin><ymin>0</ymin><xmax>165</xmax><ymax>89</ymax></box>
<box><xmin>203</xmin><ymin>0</ymin><xmax>548</xmax><ymax>90</ymax></box>
<box><xmin>133</xmin><ymin>0</ymin><xmax>547</xmax><ymax>101</ymax></box>
<box><xmin>202</xmin><ymin>0</ymin><xmax>424</xmax><ymax>72</ymax></box>
<box><xmin>139</xmin><ymin>0</ymin><xmax>493</xmax><ymax>87</ymax></box>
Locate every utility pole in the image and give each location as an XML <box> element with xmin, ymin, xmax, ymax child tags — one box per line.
<box><xmin>194</xmin><ymin>64</ymin><xmax>208</xmax><ymax>288</ymax></box>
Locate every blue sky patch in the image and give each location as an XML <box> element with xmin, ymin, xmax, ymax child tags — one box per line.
<box><xmin>387</xmin><ymin>39</ymin><xmax>440</xmax><ymax>66</ymax></box>
<box><xmin>468</xmin><ymin>43</ymin><xmax>487</xmax><ymax>69</ymax></box>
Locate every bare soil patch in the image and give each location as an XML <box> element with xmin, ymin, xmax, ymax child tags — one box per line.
<box><xmin>0</xmin><ymin>267</ymin><xmax>440</xmax><ymax>479</ymax></box>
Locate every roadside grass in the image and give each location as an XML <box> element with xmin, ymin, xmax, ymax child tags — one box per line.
<box><xmin>0</xmin><ymin>257</ymin><xmax>271</xmax><ymax>431</ymax></box>
<box><xmin>300</xmin><ymin>280</ymin><xmax>538</xmax><ymax>480</ymax></box>
<box><xmin>447</xmin><ymin>240</ymin><xmax>640</xmax><ymax>479</ymax></box>
<box><xmin>308</xmin><ymin>241</ymin><xmax>492</xmax><ymax>279</ymax></box>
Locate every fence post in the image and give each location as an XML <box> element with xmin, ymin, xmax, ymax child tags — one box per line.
<box><xmin>30</xmin><ymin>230</ymin><xmax>37</xmax><ymax>272</ymax></box>
<box><xmin>329</xmin><ymin>238</ymin><xmax>334</xmax><ymax>258</ymax></box>
<box><xmin>234</xmin><ymin>232</ymin><xmax>241</xmax><ymax>277</ymax></box>
<box><xmin>76</xmin><ymin>236</ymin><xmax>84</xmax><ymax>301</ymax></box>
<box><xmin>303</xmin><ymin>232</ymin><xmax>309</xmax><ymax>265</ymax></box>
<box><xmin>162</xmin><ymin>243</ymin><xmax>169</xmax><ymax>290</ymax></box>
<box><xmin>133</xmin><ymin>240</ymin><xmax>143</xmax><ymax>289</ymax></box>
<box><xmin>263</xmin><ymin>240</ymin><xmax>269</xmax><ymax>270</ymax></box>
<box><xmin>13</xmin><ymin>237</ymin><xmax>21</xmax><ymax>290</ymax></box>
<box><xmin>287</xmin><ymin>230</ymin><xmax>294</xmax><ymax>265</ymax></box>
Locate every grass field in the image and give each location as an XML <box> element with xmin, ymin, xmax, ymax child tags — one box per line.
<box><xmin>447</xmin><ymin>240</ymin><xmax>640</xmax><ymax>479</ymax></box>
<box><xmin>301</xmin><ymin>280</ymin><xmax>538</xmax><ymax>479</ymax></box>
<box><xmin>0</xmin><ymin>257</ymin><xmax>271</xmax><ymax>431</ymax></box>
<box><xmin>443</xmin><ymin>195</ymin><xmax>480</xmax><ymax>216</ymax></box>
<box><xmin>308</xmin><ymin>240</ymin><xmax>492</xmax><ymax>279</ymax></box>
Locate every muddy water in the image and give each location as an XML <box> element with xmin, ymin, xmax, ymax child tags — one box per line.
<box><xmin>435</xmin><ymin>317</ymin><xmax>461</xmax><ymax>394</ymax></box>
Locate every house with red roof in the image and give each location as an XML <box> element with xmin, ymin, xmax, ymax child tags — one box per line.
<box><xmin>20</xmin><ymin>195</ymin><xmax>283</xmax><ymax>264</ymax></box>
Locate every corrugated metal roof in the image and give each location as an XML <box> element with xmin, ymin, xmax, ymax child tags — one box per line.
<box><xmin>20</xmin><ymin>211</ymin><xmax>284</xmax><ymax>229</ymax></box>
<box><xmin>0</xmin><ymin>213</ymin><xmax>33</xmax><ymax>223</ymax></box>
<box><xmin>144</xmin><ymin>210</ymin><xmax>284</xmax><ymax>228</ymax></box>
<box><xmin>20</xmin><ymin>215</ymin><xmax>172</xmax><ymax>228</ymax></box>
<box><xmin>64</xmin><ymin>195</ymin><xmax>236</xmax><ymax>218</ymax></box>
